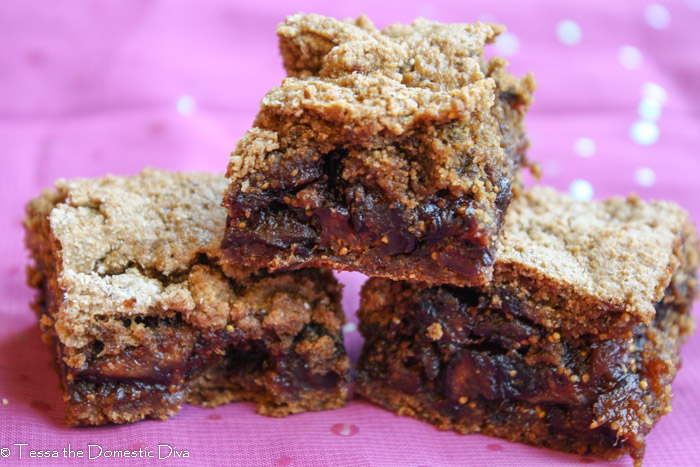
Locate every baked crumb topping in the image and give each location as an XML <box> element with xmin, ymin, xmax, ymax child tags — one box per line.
<box><xmin>497</xmin><ymin>186</ymin><xmax>699</xmax><ymax>323</ymax></box>
<box><xmin>228</xmin><ymin>13</ymin><xmax>535</xmax><ymax>225</ymax></box>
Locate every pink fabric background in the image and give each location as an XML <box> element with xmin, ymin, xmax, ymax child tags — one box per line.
<box><xmin>1</xmin><ymin>0</ymin><xmax>699</xmax><ymax>465</ymax></box>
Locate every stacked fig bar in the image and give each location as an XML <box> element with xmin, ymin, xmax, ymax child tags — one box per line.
<box><xmin>221</xmin><ymin>13</ymin><xmax>535</xmax><ymax>286</ymax></box>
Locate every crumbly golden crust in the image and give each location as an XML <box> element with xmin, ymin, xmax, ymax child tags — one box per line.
<box><xmin>223</xmin><ymin>13</ymin><xmax>535</xmax><ymax>287</ymax></box>
<box><xmin>496</xmin><ymin>186</ymin><xmax>699</xmax><ymax>326</ymax></box>
<box><xmin>24</xmin><ymin>169</ymin><xmax>351</xmax><ymax>426</ymax></box>
<box><xmin>266</xmin><ymin>14</ymin><xmax>533</xmax><ymax>207</ymax></box>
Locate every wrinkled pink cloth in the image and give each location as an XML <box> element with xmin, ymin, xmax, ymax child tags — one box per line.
<box><xmin>1</xmin><ymin>1</ymin><xmax>699</xmax><ymax>466</ymax></box>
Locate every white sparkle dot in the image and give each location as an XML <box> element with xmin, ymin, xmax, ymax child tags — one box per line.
<box><xmin>176</xmin><ymin>95</ymin><xmax>196</xmax><ymax>116</ymax></box>
<box><xmin>574</xmin><ymin>137</ymin><xmax>596</xmax><ymax>158</ymax></box>
<box><xmin>631</xmin><ymin>120</ymin><xmax>660</xmax><ymax>145</ymax></box>
<box><xmin>495</xmin><ymin>32</ymin><xmax>520</xmax><ymax>56</ymax></box>
<box><xmin>556</xmin><ymin>20</ymin><xmax>582</xmax><ymax>46</ymax></box>
<box><xmin>642</xmin><ymin>82</ymin><xmax>668</xmax><ymax>105</ymax></box>
<box><xmin>645</xmin><ymin>4</ymin><xmax>671</xmax><ymax>29</ymax></box>
<box><xmin>687</xmin><ymin>0</ymin><xmax>700</xmax><ymax>11</ymax></box>
<box><xmin>618</xmin><ymin>45</ymin><xmax>643</xmax><ymax>69</ymax></box>
<box><xmin>570</xmin><ymin>179</ymin><xmax>594</xmax><ymax>201</ymax></box>
<box><xmin>638</xmin><ymin>98</ymin><xmax>662</xmax><ymax>120</ymax></box>
<box><xmin>343</xmin><ymin>322</ymin><xmax>357</xmax><ymax>333</ymax></box>
<box><xmin>634</xmin><ymin>167</ymin><xmax>657</xmax><ymax>187</ymax></box>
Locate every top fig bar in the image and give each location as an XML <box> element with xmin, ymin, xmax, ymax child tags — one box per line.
<box><xmin>222</xmin><ymin>13</ymin><xmax>535</xmax><ymax>286</ymax></box>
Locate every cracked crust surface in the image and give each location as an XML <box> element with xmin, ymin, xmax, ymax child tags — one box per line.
<box><xmin>24</xmin><ymin>169</ymin><xmax>351</xmax><ymax>425</ymax></box>
<box><xmin>223</xmin><ymin>13</ymin><xmax>535</xmax><ymax>287</ymax></box>
<box><xmin>496</xmin><ymin>186</ymin><xmax>699</xmax><ymax>326</ymax></box>
<box><xmin>26</xmin><ymin>169</ymin><xmax>229</xmax><ymax>351</ymax></box>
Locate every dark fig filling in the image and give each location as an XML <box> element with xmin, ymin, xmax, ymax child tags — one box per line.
<box><xmin>222</xmin><ymin>147</ymin><xmax>513</xmax><ymax>283</ymax></box>
<box><xmin>38</xmin><ymin>274</ymin><xmax>348</xmax><ymax>425</ymax></box>
<box><xmin>357</xmin><ymin>275</ymin><xmax>693</xmax><ymax>461</ymax></box>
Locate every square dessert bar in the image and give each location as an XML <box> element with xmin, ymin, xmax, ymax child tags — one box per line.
<box><xmin>24</xmin><ymin>169</ymin><xmax>351</xmax><ymax>426</ymax></box>
<box><xmin>222</xmin><ymin>13</ymin><xmax>536</xmax><ymax>287</ymax></box>
<box><xmin>356</xmin><ymin>187</ymin><xmax>698</xmax><ymax>465</ymax></box>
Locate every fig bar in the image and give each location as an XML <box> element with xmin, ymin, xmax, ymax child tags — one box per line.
<box><xmin>24</xmin><ymin>169</ymin><xmax>351</xmax><ymax>426</ymax></box>
<box><xmin>356</xmin><ymin>187</ymin><xmax>698</xmax><ymax>466</ymax></box>
<box><xmin>222</xmin><ymin>13</ymin><xmax>535</xmax><ymax>287</ymax></box>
